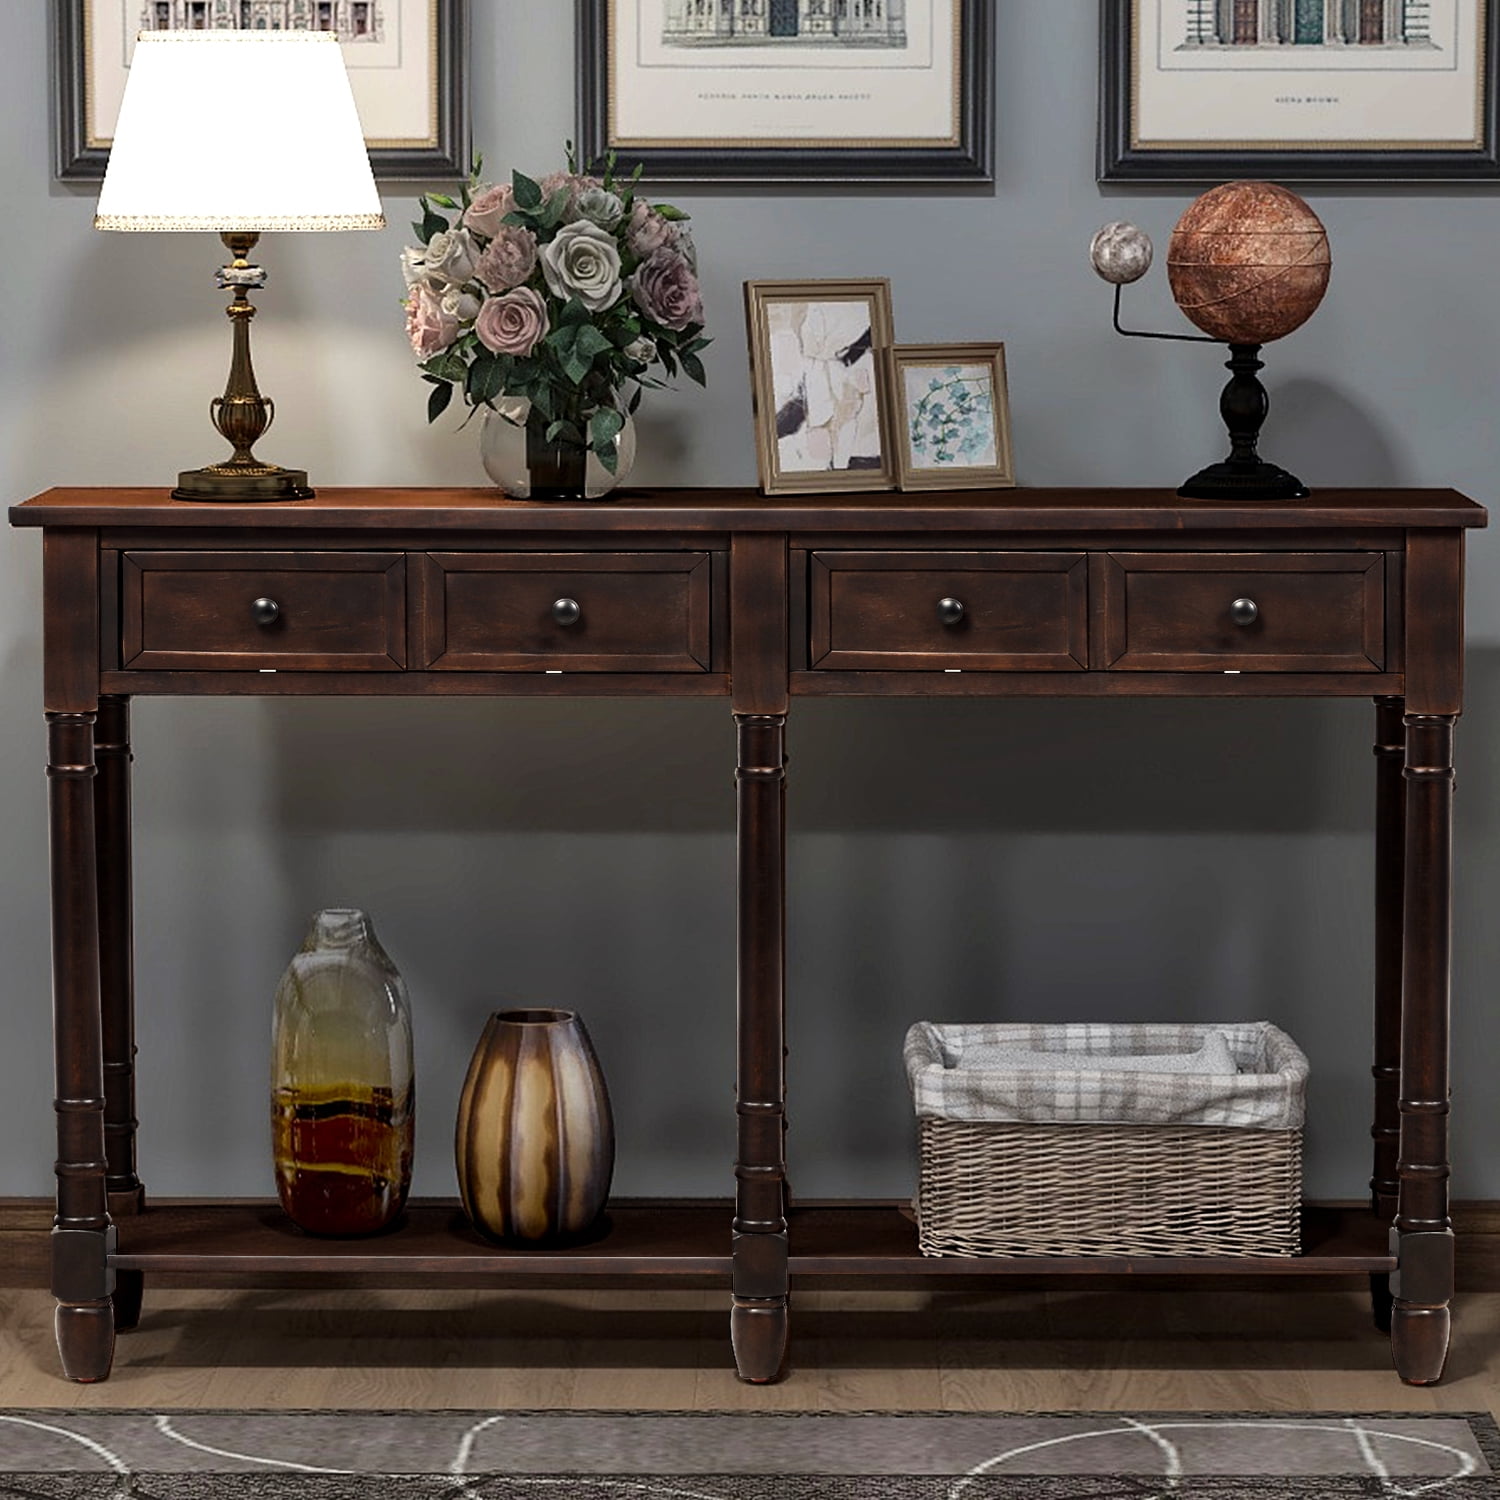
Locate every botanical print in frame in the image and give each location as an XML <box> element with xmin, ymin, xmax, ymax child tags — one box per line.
<box><xmin>1099</xmin><ymin>0</ymin><xmax>1500</xmax><ymax>179</ymax></box>
<box><xmin>744</xmin><ymin>279</ymin><xmax>897</xmax><ymax>496</ymax></box>
<box><xmin>891</xmin><ymin>343</ymin><xmax>1014</xmax><ymax>492</ymax></box>
<box><xmin>577</xmin><ymin>0</ymin><xmax>993</xmax><ymax>181</ymax></box>
<box><xmin>54</xmin><ymin>0</ymin><xmax>470</xmax><ymax>180</ymax></box>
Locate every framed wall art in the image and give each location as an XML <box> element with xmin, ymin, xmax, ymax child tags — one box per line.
<box><xmin>889</xmin><ymin>342</ymin><xmax>1013</xmax><ymax>491</ymax></box>
<box><xmin>577</xmin><ymin>0</ymin><xmax>993</xmax><ymax>182</ymax></box>
<box><xmin>744</xmin><ymin>279</ymin><xmax>897</xmax><ymax>495</ymax></box>
<box><xmin>54</xmin><ymin>0</ymin><xmax>470</xmax><ymax>181</ymax></box>
<box><xmin>1099</xmin><ymin>0</ymin><xmax>1500</xmax><ymax>179</ymax></box>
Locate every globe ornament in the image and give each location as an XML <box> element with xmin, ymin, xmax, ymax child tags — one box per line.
<box><xmin>1166</xmin><ymin>181</ymin><xmax>1330</xmax><ymax>345</ymax></box>
<box><xmin>1090</xmin><ymin>221</ymin><xmax>1154</xmax><ymax>286</ymax></box>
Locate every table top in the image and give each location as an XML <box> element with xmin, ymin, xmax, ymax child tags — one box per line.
<box><xmin>9</xmin><ymin>486</ymin><xmax>1489</xmax><ymax>533</ymax></box>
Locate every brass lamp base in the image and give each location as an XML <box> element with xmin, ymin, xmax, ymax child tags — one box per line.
<box><xmin>173</xmin><ymin>462</ymin><xmax>313</xmax><ymax>503</ymax></box>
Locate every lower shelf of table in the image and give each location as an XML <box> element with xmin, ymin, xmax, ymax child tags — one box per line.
<box><xmin>107</xmin><ymin>1199</ymin><xmax>1395</xmax><ymax>1285</ymax></box>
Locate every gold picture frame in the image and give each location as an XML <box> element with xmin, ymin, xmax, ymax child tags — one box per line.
<box><xmin>888</xmin><ymin>342</ymin><xmax>1014</xmax><ymax>492</ymax></box>
<box><xmin>743</xmin><ymin>279</ymin><xmax>897</xmax><ymax>498</ymax></box>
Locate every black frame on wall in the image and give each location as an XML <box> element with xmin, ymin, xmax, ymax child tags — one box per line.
<box><xmin>577</xmin><ymin>0</ymin><xmax>994</xmax><ymax>183</ymax></box>
<box><xmin>1098</xmin><ymin>0</ymin><xmax>1500</xmax><ymax>181</ymax></box>
<box><xmin>53</xmin><ymin>0</ymin><xmax>471</xmax><ymax>182</ymax></box>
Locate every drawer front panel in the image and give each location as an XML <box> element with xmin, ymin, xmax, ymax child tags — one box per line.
<box><xmin>810</xmin><ymin>551</ymin><xmax>1088</xmax><ymax>671</ymax></box>
<box><xmin>419</xmin><ymin>552</ymin><xmax>712</xmax><ymax>672</ymax></box>
<box><xmin>1099</xmin><ymin>552</ymin><xmax>1386</xmax><ymax>672</ymax></box>
<box><xmin>121</xmin><ymin>552</ymin><xmax>406</xmax><ymax>671</ymax></box>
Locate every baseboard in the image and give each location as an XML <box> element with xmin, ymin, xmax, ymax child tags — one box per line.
<box><xmin>3</xmin><ymin>1197</ymin><xmax>1499</xmax><ymax>1293</ymax></box>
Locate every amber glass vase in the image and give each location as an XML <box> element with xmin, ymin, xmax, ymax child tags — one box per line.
<box><xmin>271</xmin><ymin>909</ymin><xmax>414</xmax><ymax>1236</ymax></box>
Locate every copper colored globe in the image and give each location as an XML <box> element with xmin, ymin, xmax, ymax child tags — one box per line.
<box><xmin>1167</xmin><ymin>181</ymin><xmax>1331</xmax><ymax>345</ymax></box>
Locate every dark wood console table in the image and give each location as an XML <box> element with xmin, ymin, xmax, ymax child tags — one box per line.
<box><xmin>10</xmin><ymin>485</ymin><xmax>1485</xmax><ymax>1386</ymax></box>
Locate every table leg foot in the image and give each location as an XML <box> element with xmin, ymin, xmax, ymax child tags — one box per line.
<box><xmin>112</xmin><ymin>1270</ymin><xmax>144</xmax><ymax>1332</ymax></box>
<box><xmin>1392</xmin><ymin>1303</ymin><xmax>1451</xmax><ymax>1385</ymax></box>
<box><xmin>731</xmin><ymin>1296</ymin><xmax>788</xmax><ymax>1383</ymax></box>
<box><xmin>1369</xmin><ymin>1272</ymin><xmax>1393</xmax><ymax>1334</ymax></box>
<box><xmin>55</xmin><ymin>1301</ymin><xmax>115</xmax><ymax>1383</ymax></box>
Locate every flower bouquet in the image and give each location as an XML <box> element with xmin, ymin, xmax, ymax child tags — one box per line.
<box><xmin>402</xmin><ymin>147</ymin><xmax>709</xmax><ymax>499</ymax></box>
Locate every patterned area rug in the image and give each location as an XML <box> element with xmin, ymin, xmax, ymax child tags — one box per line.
<box><xmin>1</xmin><ymin>1410</ymin><xmax>1497</xmax><ymax>1497</ymax></box>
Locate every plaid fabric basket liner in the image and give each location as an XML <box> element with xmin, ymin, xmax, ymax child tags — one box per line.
<box><xmin>904</xmin><ymin>1021</ymin><xmax>1308</xmax><ymax>1130</ymax></box>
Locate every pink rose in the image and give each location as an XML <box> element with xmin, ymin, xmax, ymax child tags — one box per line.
<box><xmin>475</xmin><ymin>285</ymin><xmax>550</xmax><ymax>357</ymax></box>
<box><xmin>463</xmin><ymin>182</ymin><xmax>515</xmax><ymax>240</ymax></box>
<box><xmin>630</xmin><ymin>249</ymin><xmax>703</xmax><ymax>332</ymax></box>
<box><xmin>541</xmin><ymin>171</ymin><xmax>597</xmax><ymax>222</ymax></box>
<box><xmin>474</xmin><ymin>225</ymin><xmax>539</xmax><ymax>292</ymax></box>
<box><xmin>626</xmin><ymin>200</ymin><xmax>675</xmax><ymax>258</ymax></box>
<box><xmin>405</xmin><ymin>285</ymin><xmax>460</xmax><ymax>359</ymax></box>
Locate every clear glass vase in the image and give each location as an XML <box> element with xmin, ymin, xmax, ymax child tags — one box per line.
<box><xmin>271</xmin><ymin>909</ymin><xmax>415</xmax><ymax>1237</ymax></box>
<box><xmin>480</xmin><ymin>397</ymin><xmax>636</xmax><ymax>501</ymax></box>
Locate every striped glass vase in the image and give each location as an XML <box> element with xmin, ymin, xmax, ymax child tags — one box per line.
<box><xmin>454</xmin><ymin>1008</ymin><xmax>615</xmax><ymax>1243</ymax></box>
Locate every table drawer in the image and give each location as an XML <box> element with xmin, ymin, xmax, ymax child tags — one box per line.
<box><xmin>809</xmin><ymin>551</ymin><xmax>1089</xmax><ymax>671</ymax></box>
<box><xmin>121</xmin><ymin>551</ymin><xmax>406</xmax><ymax>671</ymax></box>
<box><xmin>1098</xmin><ymin>552</ymin><xmax>1387</xmax><ymax>672</ymax></box>
<box><xmin>417</xmin><ymin>552</ymin><xmax>712</xmax><ymax>672</ymax></box>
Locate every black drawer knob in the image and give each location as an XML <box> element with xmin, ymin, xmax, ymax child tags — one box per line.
<box><xmin>250</xmin><ymin>597</ymin><xmax>280</xmax><ymax>627</ymax></box>
<box><xmin>937</xmin><ymin>597</ymin><xmax>966</xmax><ymax>627</ymax></box>
<box><xmin>1230</xmin><ymin>597</ymin><xmax>1259</xmax><ymax>627</ymax></box>
<box><xmin>552</xmin><ymin>597</ymin><xmax>582</xmax><ymax>627</ymax></box>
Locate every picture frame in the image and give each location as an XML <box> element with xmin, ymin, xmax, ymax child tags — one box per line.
<box><xmin>1099</xmin><ymin>0</ymin><xmax>1500</xmax><ymax>180</ymax></box>
<box><xmin>744</xmin><ymin>279</ymin><xmax>897</xmax><ymax>496</ymax></box>
<box><xmin>577</xmin><ymin>0</ymin><xmax>993</xmax><ymax>182</ymax></box>
<box><xmin>53</xmin><ymin>0</ymin><xmax>471</xmax><ymax>181</ymax></box>
<box><xmin>888</xmin><ymin>342</ymin><xmax>1014</xmax><ymax>491</ymax></box>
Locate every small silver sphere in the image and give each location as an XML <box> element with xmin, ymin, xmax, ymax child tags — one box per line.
<box><xmin>1090</xmin><ymin>221</ymin><xmax>1154</xmax><ymax>285</ymax></box>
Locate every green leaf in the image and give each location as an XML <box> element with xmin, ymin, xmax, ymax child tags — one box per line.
<box><xmin>422</xmin><ymin>351</ymin><xmax>468</xmax><ymax>383</ymax></box>
<box><xmin>410</xmin><ymin>220</ymin><xmax>427</xmax><ymax>241</ymax></box>
<box><xmin>682</xmin><ymin>335</ymin><xmax>711</xmax><ymax>355</ymax></box>
<box><xmin>427</xmin><ymin>380</ymin><xmax>455</xmax><ymax>423</ymax></box>
<box><xmin>680</xmin><ymin>350</ymin><xmax>707</xmax><ymax>387</ymax></box>
<box><xmin>429</xmin><ymin>191</ymin><xmax>459</xmax><ymax>209</ymax></box>
<box><xmin>574</xmin><ymin>325</ymin><xmax>613</xmax><ymax>362</ymax></box>
<box><xmin>628</xmin><ymin>385</ymin><xmax>644</xmax><ymax>414</ymax></box>
<box><xmin>500</xmin><ymin>209</ymin><xmax>536</xmax><ymax>228</ymax></box>
<box><xmin>545</xmin><ymin>324</ymin><xmax>579</xmax><ymax>356</ymax></box>
<box><xmin>539</xmin><ymin>190</ymin><xmax>571</xmax><ymax>231</ymax></box>
<box><xmin>466</xmin><ymin>355</ymin><xmax>506</xmax><ymax>407</ymax></box>
<box><xmin>547</xmin><ymin>419</ymin><xmax>584</xmax><ymax>445</ymax></box>
<box><xmin>654</xmin><ymin>203</ymin><xmax>689</xmax><ymax>221</ymax></box>
<box><xmin>558</xmin><ymin>296</ymin><xmax>591</xmax><ymax>327</ymax></box>
<box><xmin>422</xmin><ymin>209</ymin><xmax>449</xmax><ymax>242</ymax></box>
<box><xmin>591</xmin><ymin>406</ymin><xmax>625</xmax><ymax>450</ymax></box>
<box><xmin>513</xmin><ymin>170</ymin><xmax>544</xmax><ymax>210</ymax></box>
<box><xmin>657</xmin><ymin>345</ymin><xmax>678</xmax><ymax>378</ymax></box>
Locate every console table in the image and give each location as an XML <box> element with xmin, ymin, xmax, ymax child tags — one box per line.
<box><xmin>10</xmin><ymin>485</ymin><xmax>1485</xmax><ymax>1386</ymax></box>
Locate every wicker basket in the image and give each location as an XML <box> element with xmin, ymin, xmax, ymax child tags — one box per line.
<box><xmin>906</xmin><ymin>1022</ymin><xmax>1307</xmax><ymax>1258</ymax></box>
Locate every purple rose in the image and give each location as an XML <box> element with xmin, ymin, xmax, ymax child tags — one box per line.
<box><xmin>475</xmin><ymin>285</ymin><xmax>550</xmax><ymax>357</ymax></box>
<box><xmin>630</xmin><ymin>249</ymin><xmax>703</xmax><ymax>333</ymax></box>
<box><xmin>625</xmin><ymin>200</ymin><xmax>675</xmax><ymax>258</ymax></box>
<box><xmin>474</xmin><ymin>225</ymin><xmax>539</xmax><ymax>292</ymax></box>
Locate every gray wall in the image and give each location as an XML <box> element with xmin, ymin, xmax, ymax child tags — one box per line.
<box><xmin>2</xmin><ymin>2</ymin><xmax>1496</xmax><ymax>1205</ymax></box>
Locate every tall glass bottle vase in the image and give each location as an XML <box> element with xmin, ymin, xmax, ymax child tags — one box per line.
<box><xmin>271</xmin><ymin>909</ymin><xmax>415</xmax><ymax>1236</ymax></box>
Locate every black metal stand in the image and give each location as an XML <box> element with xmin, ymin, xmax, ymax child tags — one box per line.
<box><xmin>1177</xmin><ymin>343</ymin><xmax>1308</xmax><ymax>502</ymax></box>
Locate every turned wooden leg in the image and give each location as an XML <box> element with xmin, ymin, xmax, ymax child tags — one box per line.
<box><xmin>95</xmin><ymin>698</ymin><xmax>144</xmax><ymax>1330</ymax></box>
<box><xmin>47</xmin><ymin>711</ymin><xmax>116</xmax><ymax>1382</ymax></box>
<box><xmin>731</xmin><ymin>712</ymin><xmax>789</xmax><ymax>1384</ymax></box>
<box><xmin>1391</xmin><ymin>712</ymin><xmax>1456</xmax><ymax>1385</ymax></box>
<box><xmin>1369</xmin><ymin>697</ymin><xmax>1405</xmax><ymax>1329</ymax></box>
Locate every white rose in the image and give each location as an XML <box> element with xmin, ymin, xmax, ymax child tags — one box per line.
<box><xmin>673</xmin><ymin>227</ymin><xmax>698</xmax><ymax>271</ymax></box>
<box><xmin>575</xmin><ymin>185</ymin><xmax>625</xmax><ymax>231</ymax></box>
<box><xmin>539</xmin><ymin>220</ymin><xmax>623</xmax><ymax>313</ymax></box>
<box><xmin>400</xmin><ymin>245</ymin><xmax>428</xmax><ymax>288</ymax></box>
<box><xmin>423</xmin><ymin>228</ymin><xmax>479</xmax><ymax>290</ymax></box>
<box><xmin>624</xmin><ymin>335</ymin><xmax>656</xmax><ymax>364</ymax></box>
<box><xmin>441</xmin><ymin>285</ymin><xmax>482</xmax><ymax>324</ymax></box>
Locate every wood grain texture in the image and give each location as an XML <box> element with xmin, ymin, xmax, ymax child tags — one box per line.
<box><xmin>11</xmin><ymin>487</ymin><xmax>1489</xmax><ymax>533</ymax></box>
<box><xmin>42</xmin><ymin>532</ymin><xmax>100</xmax><ymax>713</ymax></box>
<box><xmin>1405</xmin><ymin>532</ymin><xmax>1467</xmax><ymax>715</ymax></box>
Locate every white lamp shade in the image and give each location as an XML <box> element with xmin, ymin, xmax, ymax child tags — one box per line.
<box><xmin>95</xmin><ymin>31</ymin><xmax>384</xmax><ymax>232</ymax></box>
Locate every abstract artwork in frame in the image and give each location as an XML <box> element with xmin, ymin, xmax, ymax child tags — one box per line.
<box><xmin>54</xmin><ymin>0</ymin><xmax>470</xmax><ymax>181</ymax></box>
<box><xmin>890</xmin><ymin>342</ymin><xmax>1014</xmax><ymax>491</ymax></box>
<box><xmin>1099</xmin><ymin>0</ymin><xmax>1500</xmax><ymax>179</ymax></box>
<box><xmin>744</xmin><ymin>279</ymin><xmax>897</xmax><ymax>496</ymax></box>
<box><xmin>577</xmin><ymin>0</ymin><xmax>992</xmax><ymax>182</ymax></box>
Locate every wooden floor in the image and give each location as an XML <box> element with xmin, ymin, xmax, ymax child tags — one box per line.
<box><xmin>3</xmin><ymin>1285</ymin><xmax>1499</xmax><ymax>1417</ymax></box>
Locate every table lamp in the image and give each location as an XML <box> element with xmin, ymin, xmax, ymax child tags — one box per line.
<box><xmin>94</xmin><ymin>31</ymin><xmax>385</xmax><ymax>501</ymax></box>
